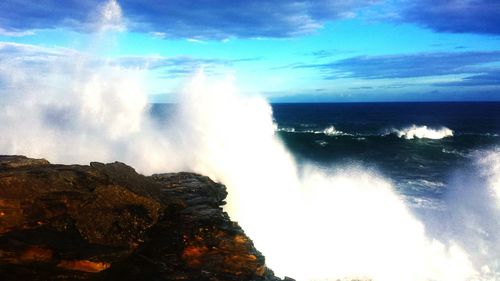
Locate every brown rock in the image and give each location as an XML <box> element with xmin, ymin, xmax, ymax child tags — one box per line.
<box><xmin>0</xmin><ymin>155</ymin><xmax>293</xmax><ymax>281</ymax></box>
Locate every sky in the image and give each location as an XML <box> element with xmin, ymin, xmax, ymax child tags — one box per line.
<box><xmin>1</xmin><ymin>0</ymin><xmax>500</xmax><ymax>102</ymax></box>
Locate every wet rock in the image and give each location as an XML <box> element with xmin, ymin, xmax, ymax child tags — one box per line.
<box><xmin>0</xmin><ymin>155</ymin><xmax>293</xmax><ymax>281</ymax></box>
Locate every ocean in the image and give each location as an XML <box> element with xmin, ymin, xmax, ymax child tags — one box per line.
<box><xmin>152</xmin><ymin>101</ymin><xmax>500</xmax><ymax>211</ymax></box>
<box><xmin>4</xmin><ymin>86</ymin><xmax>500</xmax><ymax>280</ymax></box>
<box><xmin>149</xmin><ymin>101</ymin><xmax>500</xmax><ymax>280</ymax></box>
<box><xmin>272</xmin><ymin>102</ymin><xmax>500</xmax><ymax>211</ymax></box>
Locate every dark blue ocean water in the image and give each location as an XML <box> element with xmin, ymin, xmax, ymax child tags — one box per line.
<box><xmin>151</xmin><ymin>102</ymin><xmax>500</xmax><ymax>210</ymax></box>
<box><xmin>271</xmin><ymin>102</ymin><xmax>500</xmax><ymax>209</ymax></box>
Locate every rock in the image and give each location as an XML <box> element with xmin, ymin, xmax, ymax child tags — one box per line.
<box><xmin>0</xmin><ymin>155</ymin><xmax>50</xmax><ymax>169</ymax></box>
<box><xmin>0</xmin><ymin>155</ymin><xmax>294</xmax><ymax>281</ymax></box>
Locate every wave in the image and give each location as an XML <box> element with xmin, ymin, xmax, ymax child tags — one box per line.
<box><xmin>276</xmin><ymin>126</ymin><xmax>296</xmax><ymax>133</ymax></box>
<box><xmin>1</xmin><ymin>7</ymin><xmax>500</xmax><ymax>279</ymax></box>
<box><xmin>0</xmin><ymin>62</ymin><xmax>489</xmax><ymax>280</ymax></box>
<box><xmin>276</xmin><ymin>124</ymin><xmax>500</xmax><ymax>141</ymax></box>
<box><xmin>276</xmin><ymin>125</ymin><xmax>351</xmax><ymax>136</ymax></box>
<box><xmin>442</xmin><ymin>148</ymin><xmax>470</xmax><ymax>158</ymax></box>
<box><xmin>323</xmin><ymin>125</ymin><xmax>345</xmax><ymax>136</ymax></box>
<box><xmin>427</xmin><ymin>148</ymin><xmax>500</xmax><ymax>281</ymax></box>
<box><xmin>314</xmin><ymin>140</ymin><xmax>328</xmax><ymax>147</ymax></box>
<box><xmin>404</xmin><ymin>195</ymin><xmax>445</xmax><ymax>210</ymax></box>
<box><xmin>405</xmin><ymin>179</ymin><xmax>446</xmax><ymax>190</ymax></box>
<box><xmin>392</xmin><ymin>125</ymin><xmax>454</xmax><ymax>140</ymax></box>
<box><xmin>277</xmin><ymin>124</ymin><xmax>459</xmax><ymax>140</ymax></box>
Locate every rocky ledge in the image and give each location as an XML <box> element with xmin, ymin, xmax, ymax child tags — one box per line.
<box><xmin>0</xmin><ymin>155</ymin><xmax>293</xmax><ymax>281</ymax></box>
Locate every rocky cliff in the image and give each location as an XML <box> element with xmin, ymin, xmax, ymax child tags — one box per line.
<box><xmin>0</xmin><ymin>155</ymin><xmax>293</xmax><ymax>281</ymax></box>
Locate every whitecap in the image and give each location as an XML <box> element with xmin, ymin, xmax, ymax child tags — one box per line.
<box><xmin>322</xmin><ymin>125</ymin><xmax>340</xmax><ymax>136</ymax></box>
<box><xmin>276</xmin><ymin>127</ymin><xmax>296</xmax><ymax>133</ymax></box>
<box><xmin>394</xmin><ymin>125</ymin><xmax>454</xmax><ymax>140</ymax></box>
<box><xmin>315</xmin><ymin>140</ymin><xmax>328</xmax><ymax>146</ymax></box>
<box><xmin>442</xmin><ymin>148</ymin><xmax>469</xmax><ymax>158</ymax></box>
<box><xmin>406</xmin><ymin>179</ymin><xmax>446</xmax><ymax>190</ymax></box>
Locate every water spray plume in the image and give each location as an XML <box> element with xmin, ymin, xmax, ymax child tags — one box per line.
<box><xmin>1</xmin><ymin>1</ymin><xmax>500</xmax><ymax>280</ymax></box>
<box><xmin>94</xmin><ymin>0</ymin><xmax>125</xmax><ymax>32</ymax></box>
<box><xmin>0</xmin><ymin>56</ymin><xmax>483</xmax><ymax>279</ymax></box>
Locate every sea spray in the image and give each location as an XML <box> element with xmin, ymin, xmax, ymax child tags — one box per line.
<box><xmin>171</xmin><ymin>73</ymin><xmax>305</xmax><ymax>275</ymax></box>
<box><xmin>480</xmin><ymin>150</ymin><xmax>500</xmax><ymax>204</ymax></box>
<box><xmin>0</xmin><ymin>45</ymin><xmax>151</xmax><ymax>165</ymax></box>
<box><xmin>426</xmin><ymin>149</ymin><xmax>500</xmax><ymax>281</ymax></box>
<box><xmin>0</xmin><ymin>1</ymin><xmax>498</xmax><ymax>280</ymax></box>
<box><xmin>0</xmin><ymin>57</ymin><xmax>480</xmax><ymax>279</ymax></box>
<box><xmin>298</xmin><ymin>167</ymin><xmax>473</xmax><ymax>281</ymax></box>
<box><xmin>394</xmin><ymin>125</ymin><xmax>454</xmax><ymax>139</ymax></box>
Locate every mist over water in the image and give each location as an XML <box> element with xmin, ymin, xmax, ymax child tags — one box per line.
<box><xmin>1</xmin><ymin>1</ymin><xmax>500</xmax><ymax>280</ymax></box>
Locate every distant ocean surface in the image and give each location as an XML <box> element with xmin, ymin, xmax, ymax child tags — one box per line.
<box><xmin>272</xmin><ymin>102</ymin><xmax>500</xmax><ymax>211</ymax></box>
<box><xmin>152</xmin><ymin>102</ymin><xmax>500</xmax><ymax>211</ymax></box>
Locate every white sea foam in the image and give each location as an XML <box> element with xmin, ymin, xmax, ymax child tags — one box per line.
<box><xmin>406</xmin><ymin>179</ymin><xmax>446</xmax><ymax>190</ymax></box>
<box><xmin>479</xmin><ymin>150</ymin><xmax>500</xmax><ymax>206</ymax></box>
<box><xmin>0</xmin><ymin>56</ymin><xmax>481</xmax><ymax>280</ymax></box>
<box><xmin>0</xmin><ymin>1</ymin><xmax>499</xmax><ymax>280</ymax></box>
<box><xmin>427</xmin><ymin>149</ymin><xmax>500</xmax><ymax>281</ymax></box>
<box><xmin>315</xmin><ymin>140</ymin><xmax>328</xmax><ymax>146</ymax></box>
<box><xmin>322</xmin><ymin>125</ymin><xmax>343</xmax><ymax>136</ymax></box>
<box><xmin>394</xmin><ymin>125</ymin><xmax>454</xmax><ymax>140</ymax></box>
<box><xmin>276</xmin><ymin>127</ymin><xmax>296</xmax><ymax>133</ymax></box>
<box><xmin>442</xmin><ymin>148</ymin><xmax>469</xmax><ymax>158</ymax></box>
<box><xmin>276</xmin><ymin>125</ymin><xmax>351</xmax><ymax>136</ymax></box>
<box><xmin>404</xmin><ymin>195</ymin><xmax>445</xmax><ymax>210</ymax></box>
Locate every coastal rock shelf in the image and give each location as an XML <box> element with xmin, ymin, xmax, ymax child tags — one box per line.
<box><xmin>0</xmin><ymin>155</ymin><xmax>293</xmax><ymax>281</ymax></box>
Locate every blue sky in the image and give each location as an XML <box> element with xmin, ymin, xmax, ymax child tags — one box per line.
<box><xmin>1</xmin><ymin>0</ymin><xmax>500</xmax><ymax>102</ymax></box>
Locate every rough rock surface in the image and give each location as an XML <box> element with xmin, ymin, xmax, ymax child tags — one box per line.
<box><xmin>0</xmin><ymin>155</ymin><xmax>294</xmax><ymax>281</ymax></box>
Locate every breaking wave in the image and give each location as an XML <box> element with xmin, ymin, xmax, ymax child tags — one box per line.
<box><xmin>1</xmin><ymin>1</ymin><xmax>500</xmax><ymax>280</ymax></box>
<box><xmin>276</xmin><ymin>125</ymin><xmax>351</xmax><ymax>136</ymax></box>
<box><xmin>276</xmin><ymin>124</ymin><xmax>460</xmax><ymax>140</ymax></box>
<box><xmin>393</xmin><ymin>125</ymin><xmax>454</xmax><ymax>140</ymax></box>
<box><xmin>0</xmin><ymin>55</ymin><xmax>495</xmax><ymax>280</ymax></box>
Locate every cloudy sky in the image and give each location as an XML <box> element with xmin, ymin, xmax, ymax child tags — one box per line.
<box><xmin>1</xmin><ymin>0</ymin><xmax>499</xmax><ymax>102</ymax></box>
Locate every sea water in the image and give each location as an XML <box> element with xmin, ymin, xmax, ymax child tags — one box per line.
<box><xmin>271</xmin><ymin>102</ymin><xmax>500</xmax><ymax>211</ymax></box>
<box><xmin>152</xmin><ymin>101</ymin><xmax>500</xmax><ymax>212</ymax></box>
<box><xmin>149</xmin><ymin>101</ymin><xmax>500</xmax><ymax>280</ymax></box>
<box><xmin>2</xmin><ymin>60</ymin><xmax>499</xmax><ymax>279</ymax></box>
